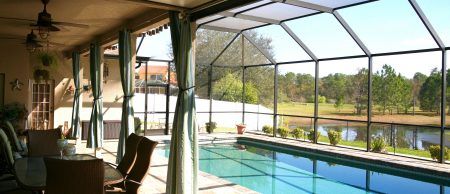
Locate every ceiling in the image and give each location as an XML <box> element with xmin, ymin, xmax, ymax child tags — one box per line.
<box><xmin>0</xmin><ymin>0</ymin><xmax>213</xmax><ymax>52</ymax></box>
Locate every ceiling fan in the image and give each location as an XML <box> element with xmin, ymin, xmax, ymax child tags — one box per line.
<box><xmin>0</xmin><ymin>0</ymin><xmax>89</xmax><ymax>39</ymax></box>
<box><xmin>0</xmin><ymin>30</ymin><xmax>65</xmax><ymax>52</ymax></box>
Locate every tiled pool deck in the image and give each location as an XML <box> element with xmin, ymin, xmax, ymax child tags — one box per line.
<box><xmin>76</xmin><ymin>132</ymin><xmax>450</xmax><ymax>194</ymax></box>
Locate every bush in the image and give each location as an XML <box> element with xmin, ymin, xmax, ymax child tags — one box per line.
<box><xmin>291</xmin><ymin>128</ymin><xmax>304</xmax><ymax>139</ymax></box>
<box><xmin>307</xmin><ymin>95</ymin><xmax>326</xmax><ymax>103</ymax></box>
<box><xmin>278</xmin><ymin>127</ymin><xmax>290</xmax><ymax>138</ymax></box>
<box><xmin>429</xmin><ymin>145</ymin><xmax>449</xmax><ymax>161</ymax></box>
<box><xmin>318</xmin><ymin>95</ymin><xmax>327</xmax><ymax>103</ymax></box>
<box><xmin>327</xmin><ymin>129</ymin><xmax>342</xmax><ymax>146</ymax></box>
<box><xmin>307</xmin><ymin>130</ymin><xmax>320</xmax><ymax>142</ymax></box>
<box><xmin>205</xmin><ymin>122</ymin><xmax>217</xmax><ymax>133</ymax></box>
<box><xmin>262</xmin><ymin>125</ymin><xmax>273</xmax><ymax>135</ymax></box>
<box><xmin>371</xmin><ymin>136</ymin><xmax>387</xmax><ymax>153</ymax></box>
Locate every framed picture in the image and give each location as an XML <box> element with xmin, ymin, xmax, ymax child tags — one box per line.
<box><xmin>0</xmin><ymin>73</ymin><xmax>4</xmax><ymax>107</ymax></box>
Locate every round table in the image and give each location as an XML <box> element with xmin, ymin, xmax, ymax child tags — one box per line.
<box><xmin>14</xmin><ymin>154</ymin><xmax>124</xmax><ymax>190</ymax></box>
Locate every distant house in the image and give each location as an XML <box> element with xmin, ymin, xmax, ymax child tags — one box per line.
<box><xmin>135</xmin><ymin>62</ymin><xmax>178</xmax><ymax>94</ymax></box>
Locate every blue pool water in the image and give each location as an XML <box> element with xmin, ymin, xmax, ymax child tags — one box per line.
<box><xmin>157</xmin><ymin>140</ymin><xmax>450</xmax><ymax>194</ymax></box>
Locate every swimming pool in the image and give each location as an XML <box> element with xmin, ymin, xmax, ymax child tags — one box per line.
<box><xmin>157</xmin><ymin>140</ymin><xmax>450</xmax><ymax>194</ymax></box>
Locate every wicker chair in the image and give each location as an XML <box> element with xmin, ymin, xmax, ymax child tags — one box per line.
<box><xmin>116</xmin><ymin>133</ymin><xmax>143</xmax><ymax>177</ymax></box>
<box><xmin>27</xmin><ymin>129</ymin><xmax>61</xmax><ymax>157</ymax></box>
<box><xmin>44</xmin><ymin>157</ymin><xmax>105</xmax><ymax>194</ymax></box>
<box><xmin>0</xmin><ymin>128</ymin><xmax>15</xmax><ymax>172</ymax></box>
<box><xmin>0</xmin><ymin>128</ymin><xmax>30</xmax><ymax>194</ymax></box>
<box><xmin>106</xmin><ymin>137</ymin><xmax>158</xmax><ymax>194</ymax></box>
<box><xmin>2</xmin><ymin>121</ymin><xmax>25</xmax><ymax>153</ymax></box>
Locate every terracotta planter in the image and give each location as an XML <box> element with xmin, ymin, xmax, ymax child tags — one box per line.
<box><xmin>236</xmin><ymin>124</ymin><xmax>246</xmax><ymax>134</ymax></box>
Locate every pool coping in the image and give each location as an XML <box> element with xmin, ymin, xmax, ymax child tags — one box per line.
<box><xmin>235</xmin><ymin>132</ymin><xmax>450</xmax><ymax>178</ymax></box>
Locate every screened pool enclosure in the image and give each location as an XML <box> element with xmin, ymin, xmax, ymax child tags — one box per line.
<box><xmin>186</xmin><ymin>0</ymin><xmax>450</xmax><ymax>163</ymax></box>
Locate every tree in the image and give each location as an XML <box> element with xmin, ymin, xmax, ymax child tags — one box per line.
<box><xmin>419</xmin><ymin>68</ymin><xmax>441</xmax><ymax>114</ymax></box>
<box><xmin>194</xmin><ymin>29</ymin><xmax>274</xmax><ymax>103</ymax></box>
<box><xmin>296</xmin><ymin>73</ymin><xmax>315</xmax><ymax>103</ymax></box>
<box><xmin>351</xmin><ymin>68</ymin><xmax>368</xmax><ymax>115</ymax></box>
<box><xmin>396</xmin><ymin>74</ymin><xmax>413</xmax><ymax>114</ymax></box>
<box><xmin>412</xmin><ymin>72</ymin><xmax>427</xmax><ymax>115</ymax></box>
<box><xmin>320</xmin><ymin>73</ymin><xmax>347</xmax><ymax>111</ymax></box>
<box><xmin>211</xmin><ymin>73</ymin><xmax>259</xmax><ymax>104</ymax></box>
<box><xmin>373</xmin><ymin>65</ymin><xmax>399</xmax><ymax>114</ymax></box>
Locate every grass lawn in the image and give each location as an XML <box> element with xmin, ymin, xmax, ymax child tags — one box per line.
<box><xmin>277</xmin><ymin>102</ymin><xmax>442</xmax><ymax>126</ymax></box>
<box><xmin>260</xmin><ymin>131</ymin><xmax>434</xmax><ymax>160</ymax></box>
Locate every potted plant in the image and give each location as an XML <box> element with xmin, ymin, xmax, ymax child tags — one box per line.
<box><xmin>371</xmin><ymin>136</ymin><xmax>387</xmax><ymax>153</ymax></box>
<box><xmin>307</xmin><ymin>130</ymin><xmax>320</xmax><ymax>142</ymax></box>
<box><xmin>33</xmin><ymin>69</ymin><xmax>50</xmax><ymax>81</ymax></box>
<box><xmin>37</xmin><ymin>51</ymin><xmax>58</xmax><ymax>67</ymax></box>
<box><xmin>291</xmin><ymin>128</ymin><xmax>304</xmax><ymax>139</ymax></box>
<box><xmin>278</xmin><ymin>127</ymin><xmax>289</xmax><ymax>138</ymax></box>
<box><xmin>429</xmin><ymin>145</ymin><xmax>449</xmax><ymax>161</ymax></box>
<box><xmin>205</xmin><ymin>122</ymin><xmax>217</xmax><ymax>133</ymax></box>
<box><xmin>327</xmin><ymin>129</ymin><xmax>342</xmax><ymax>146</ymax></box>
<box><xmin>236</xmin><ymin>123</ymin><xmax>246</xmax><ymax>134</ymax></box>
<box><xmin>262</xmin><ymin>125</ymin><xmax>273</xmax><ymax>135</ymax></box>
<box><xmin>0</xmin><ymin>102</ymin><xmax>28</xmax><ymax>129</ymax></box>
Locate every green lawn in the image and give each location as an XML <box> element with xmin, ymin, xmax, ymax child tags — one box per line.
<box><xmin>261</xmin><ymin>132</ymin><xmax>434</xmax><ymax>160</ymax></box>
<box><xmin>277</xmin><ymin>102</ymin><xmax>356</xmax><ymax>116</ymax></box>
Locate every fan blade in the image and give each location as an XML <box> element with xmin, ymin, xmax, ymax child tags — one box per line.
<box><xmin>37</xmin><ymin>40</ymin><xmax>65</xmax><ymax>47</ymax></box>
<box><xmin>53</xmin><ymin>21</ymin><xmax>89</xmax><ymax>29</ymax></box>
<box><xmin>30</xmin><ymin>24</ymin><xmax>60</xmax><ymax>31</ymax></box>
<box><xmin>0</xmin><ymin>17</ymin><xmax>35</xmax><ymax>23</ymax></box>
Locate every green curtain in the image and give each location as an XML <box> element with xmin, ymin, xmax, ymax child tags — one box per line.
<box><xmin>70</xmin><ymin>52</ymin><xmax>81</xmax><ymax>139</ymax></box>
<box><xmin>116</xmin><ymin>29</ymin><xmax>135</xmax><ymax>164</ymax></box>
<box><xmin>166</xmin><ymin>11</ymin><xmax>198</xmax><ymax>194</ymax></box>
<box><xmin>87</xmin><ymin>43</ymin><xmax>104</xmax><ymax>149</ymax></box>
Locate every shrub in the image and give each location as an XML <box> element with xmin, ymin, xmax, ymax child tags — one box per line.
<box><xmin>205</xmin><ymin>122</ymin><xmax>217</xmax><ymax>133</ymax></box>
<box><xmin>262</xmin><ymin>125</ymin><xmax>273</xmax><ymax>135</ymax></box>
<box><xmin>371</xmin><ymin>136</ymin><xmax>387</xmax><ymax>153</ymax></box>
<box><xmin>307</xmin><ymin>130</ymin><xmax>320</xmax><ymax>142</ymax></box>
<box><xmin>327</xmin><ymin>129</ymin><xmax>342</xmax><ymax>146</ymax></box>
<box><xmin>429</xmin><ymin>145</ymin><xmax>449</xmax><ymax>161</ymax></box>
<box><xmin>278</xmin><ymin>127</ymin><xmax>290</xmax><ymax>138</ymax></box>
<box><xmin>318</xmin><ymin>95</ymin><xmax>327</xmax><ymax>103</ymax></box>
<box><xmin>291</xmin><ymin>128</ymin><xmax>304</xmax><ymax>139</ymax></box>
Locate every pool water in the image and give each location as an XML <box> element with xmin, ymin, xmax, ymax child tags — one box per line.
<box><xmin>157</xmin><ymin>141</ymin><xmax>450</xmax><ymax>194</ymax></box>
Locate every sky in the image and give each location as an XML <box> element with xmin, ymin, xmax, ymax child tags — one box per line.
<box><xmin>136</xmin><ymin>0</ymin><xmax>450</xmax><ymax>78</ymax></box>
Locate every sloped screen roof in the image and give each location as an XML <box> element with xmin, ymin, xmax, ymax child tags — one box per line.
<box><xmin>196</xmin><ymin>0</ymin><xmax>449</xmax><ymax>65</ymax></box>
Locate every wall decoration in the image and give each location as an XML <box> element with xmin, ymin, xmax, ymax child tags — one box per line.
<box><xmin>9</xmin><ymin>79</ymin><xmax>23</xmax><ymax>91</ymax></box>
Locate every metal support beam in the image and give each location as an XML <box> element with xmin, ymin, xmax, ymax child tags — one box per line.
<box><xmin>280</xmin><ymin>23</ymin><xmax>318</xmax><ymax>61</ymax></box>
<box><xmin>210</xmin><ymin>33</ymin><xmax>241</xmax><ymax>66</ymax></box>
<box><xmin>242</xmin><ymin>66</ymin><xmax>246</xmax><ymax>124</ymax></box>
<box><xmin>274</xmin><ymin>64</ymin><xmax>279</xmax><ymax>137</ymax></box>
<box><xmin>219</xmin><ymin>11</ymin><xmax>280</xmax><ymax>24</ymax></box>
<box><xmin>136</xmin><ymin>34</ymin><xmax>145</xmax><ymax>54</ymax></box>
<box><xmin>201</xmin><ymin>25</ymin><xmax>241</xmax><ymax>33</ymax></box>
<box><xmin>367</xmin><ymin>56</ymin><xmax>373</xmax><ymax>151</ymax></box>
<box><xmin>242</xmin><ymin>32</ymin><xmax>277</xmax><ymax>65</ymax></box>
<box><xmin>165</xmin><ymin>62</ymin><xmax>170</xmax><ymax>135</ymax></box>
<box><xmin>440</xmin><ymin>50</ymin><xmax>447</xmax><ymax>163</ymax></box>
<box><xmin>208</xmin><ymin>64</ymin><xmax>213</xmax><ymax>133</ymax></box>
<box><xmin>314</xmin><ymin>61</ymin><xmax>319</xmax><ymax>143</ymax></box>
<box><xmin>279</xmin><ymin>0</ymin><xmax>333</xmax><ymax>13</ymax></box>
<box><xmin>333</xmin><ymin>11</ymin><xmax>371</xmax><ymax>56</ymax></box>
<box><xmin>143</xmin><ymin>61</ymin><xmax>148</xmax><ymax>136</ymax></box>
<box><xmin>241</xmin><ymin>35</ymin><xmax>246</xmax><ymax>124</ymax></box>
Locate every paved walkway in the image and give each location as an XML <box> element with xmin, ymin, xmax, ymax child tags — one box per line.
<box><xmin>75</xmin><ymin>135</ymin><xmax>256</xmax><ymax>194</ymax></box>
<box><xmin>75</xmin><ymin>132</ymin><xmax>450</xmax><ymax>193</ymax></box>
